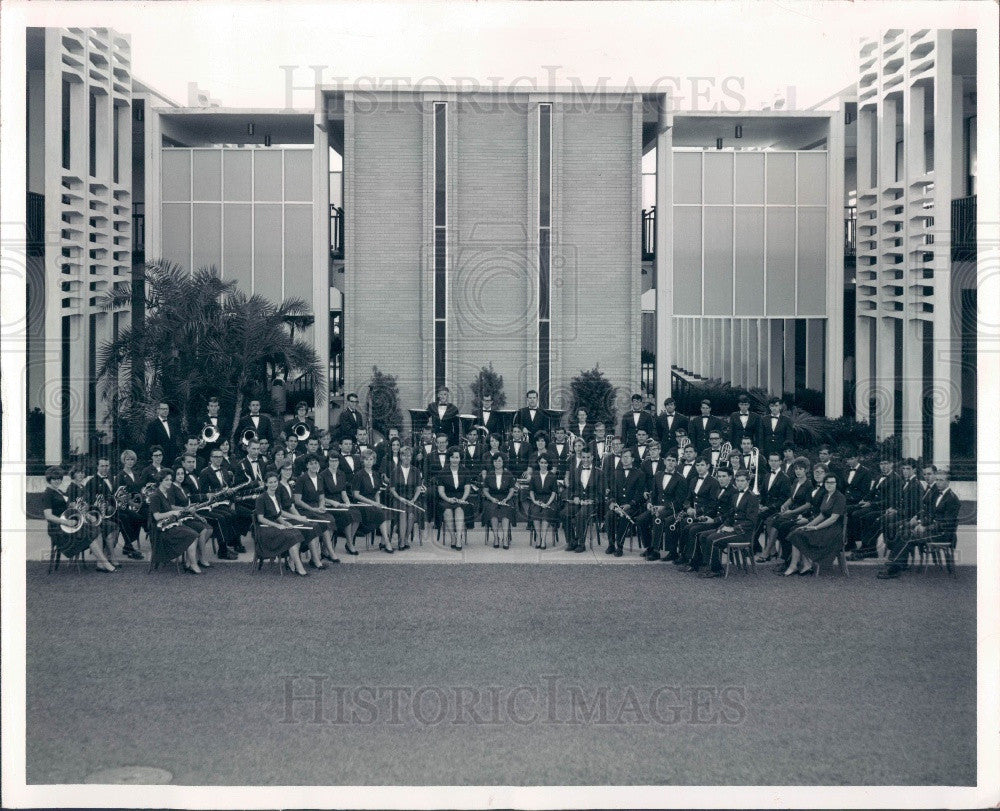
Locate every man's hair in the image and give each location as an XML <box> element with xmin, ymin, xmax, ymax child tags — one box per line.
<box><xmin>768</xmin><ymin>397</ymin><xmax>783</xmax><ymax>406</ymax></box>
<box><xmin>663</xmin><ymin>397</ymin><xmax>675</xmax><ymax>406</ymax></box>
<box><xmin>526</xmin><ymin>389</ymin><xmax>538</xmax><ymax>398</ymax></box>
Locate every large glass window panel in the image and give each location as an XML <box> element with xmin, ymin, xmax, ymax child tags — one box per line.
<box><xmin>191</xmin><ymin>203</ymin><xmax>222</xmax><ymax>272</ymax></box>
<box><xmin>703</xmin><ymin>207</ymin><xmax>734</xmax><ymax>315</ymax></box>
<box><xmin>222</xmin><ymin>203</ymin><xmax>252</xmax><ymax>292</ymax></box>
<box><xmin>160</xmin><ymin>202</ymin><xmax>191</xmax><ymax>271</ymax></box>
<box><xmin>253</xmin><ymin>150</ymin><xmax>283</xmax><ymax>201</ymax></box>
<box><xmin>796</xmin><ymin>207</ymin><xmax>827</xmax><ymax>315</ymax></box>
<box><xmin>673</xmin><ymin>152</ymin><xmax>702</xmax><ymax>204</ymax></box>
<box><xmin>253</xmin><ymin>203</ymin><xmax>282</xmax><ymax>300</ymax></box>
<box><xmin>765</xmin><ymin>207</ymin><xmax>796</xmax><ymax>315</ymax></box>
<box><xmin>734</xmin><ymin>207</ymin><xmax>765</xmax><ymax>315</ymax></box>
<box><xmin>734</xmin><ymin>152</ymin><xmax>765</xmax><ymax>204</ymax></box>
<box><xmin>796</xmin><ymin>153</ymin><xmax>828</xmax><ymax>205</ymax></box>
<box><xmin>223</xmin><ymin>150</ymin><xmax>253</xmax><ymax>200</ymax></box>
<box><xmin>161</xmin><ymin>150</ymin><xmax>191</xmax><ymax>201</ymax></box>
<box><xmin>672</xmin><ymin>206</ymin><xmax>702</xmax><ymax>314</ymax></box>
<box><xmin>704</xmin><ymin>152</ymin><xmax>734</xmax><ymax>205</ymax></box>
<box><xmin>192</xmin><ymin>150</ymin><xmax>222</xmax><ymax>200</ymax></box>
<box><xmin>765</xmin><ymin>152</ymin><xmax>796</xmax><ymax>204</ymax></box>
<box><xmin>283</xmin><ymin>205</ymin><xmax>313</xmax><ymax>302</ymax></box>
<box><xmin>284</xmin><ymin>150</ymin><xmax>313</xmax><ymax>202</ymax></box>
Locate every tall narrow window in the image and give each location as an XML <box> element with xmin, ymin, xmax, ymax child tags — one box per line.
<box><xmin>61</xmin><ymin>79</ymin><xmax>71</xmax><ymax>170</ymax></box>
<box><xmin>88</xmin><ymin>91</ymin><xmax>97</xmax><ymax>177</ymax></box>
<box><xmin>538</xmin><ymin>103</ymin><xmax>552</xmax><ymax>407</ymax></box>
<box><xmin>113</xmin><ymin>106</ymin><xmax>120</xmax><ymax>184</ymax></box>
<box><xmin>433</xmin><ymin>102</ymin><xmax>447</xmax><ymax>392</ymax></box>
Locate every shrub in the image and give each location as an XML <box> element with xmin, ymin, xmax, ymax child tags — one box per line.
<box><xmin>367</xmin><ymin>366</ymin><xmax>403</xmax><ymax>436</ymax></box>
<box><xmin>570</xmin><ymin>366</ymin><xmax>617</xmax><ymax>427</ymax></box>
<box><xmin>470</xmin><ymin>363</ymin><xmax>507</xmax><ymax>411</ymax></box>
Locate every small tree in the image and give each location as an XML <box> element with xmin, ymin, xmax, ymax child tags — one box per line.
<box><xmin>367</xmin><ymin>366</ymin><xmax>403</xmax><ymax>437</ymax></box>
<box><xmin>470</xmin><ymin>363</ymin><xmax>507</xmax><ymax>411</ymax></box>
<box><xmin>569</xmin><ymin>365</ymin><xmax>617</xmax><ymax>428</ymax></box>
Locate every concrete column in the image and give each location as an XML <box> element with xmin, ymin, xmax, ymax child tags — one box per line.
<box><xmin>855</xmin><ymin>315</ymin><xmax>873</xmax><ymax>422</ymax></box>
<box><xmin>783</xmin><ymin>318</ymin><xmax>796</xmax><ymax>394</ymax></box>
<box><xmin>879</xmin><ymin>97</ymin><xmax>897</xmax><ymax>188</ymax></box>
<box><xmin>311</xmin><ymin>87</ymin><xmax>331</xmax><ymax>430</ymax></box>
<box><xmin>825</xmin><ymin>104</ymin><xmax>846</xmax><ymax>416</ymax></box>
<box><xmin>653</xmin><ymin>96</ymin><xmax>674</xmax><ymax>403</ymax></box>
<box><xmin>767</xmin><ymin>320</ymin><xmax>783</xmax><ymax>395</ymax></box>
<box><xmin>806</xmin><ymin>319</ymin><xmax>825</xmax><ymax>391</ymax></box>
<box><xmin>856</xmin><ymin>108</ymin><xmax>874</xmax><ymax>193</ymax></box>
<box><xmin>875</xmin><ymin>316</ymin><xmax>896</xmax><ymax>439</ymax></box>
<box><xmin>900</xmin><ymin>318</ymin><xmax>924</xmax><ymax>457</ymax></box>
<box><xmin>43</xmin><ymin>30</ymin><xmax>64</xmax><ymax>463</ymax></box>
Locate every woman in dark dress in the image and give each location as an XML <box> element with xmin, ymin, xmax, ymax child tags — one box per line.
<box><xmin>254</xmin><ymin>471</ymin><xmax>308</xmax><ymax>575</ymax></box>
<box><xmin>757</xmin><ymin>457</ymin><xmax>812</xmax><ymax>562</ymax></box>
<box><xmin>43</xmin><ymin>466</ymin><xmax>117</xmax><ymax>571</ymax></box>
<box><xmin>388</xmin><ymin>445</ymin><xmax>426</xmax><ymax>550</ymax></box>
<box><xmin>481</xmin><ymin>454</ymin><xmax>517</xmax><ymax>548</ymax></box>
<box><xmin>785</xmin><ymin>474</ymin><xmax>847</xmax><ymax>575</ymax></box>
<box><xmin>527</xmin><ymin>431</ymin><xmax>553</xmax><ymax>475</ymax></box>
<box><xmin>527</xmin><ymin>455</ymin><xmax>560</xmax><ymax>549</ymax></box>
<box><xmin>771</xmin><ymin>463</ymin><xmax>827</xmax><ymax>568</ymax></box>
<box><xmin>148</xmin><ymin>469</ymin><xmax>202</xmax><ymax>573</ymax></box>
<box><xmin>437</xmin><ymin>448</ymin><xmax>471</xmax><ymax>550</ymax></box>
<box><xmin>65</xmin><ymin>465</ymin><xmax>89</xmax><ymax>503</ymax></box>
<box><xmin>277</xmin><ymin>462</ymin><xmax>323</xmax><ymax>563</ymax></box>
<box><xmin>379</xmin><ymin>436</ymin><xmax>403</xmax><ymax>480</ymax></box>
<box><xmin>352</xmin><ymin>449</ymin><xmax>394</xmax><ymax>553</ymax></box>
<box><xmin>172</xmin><ymin>466</ymin><xmax>213</xmax><ymax>568</ymax></box>
<box><xmin>321</xmin><ymin>455</ymin><xmax>362</xmax><ymax>557</ymax></box>
<box><xmin>217</xmin><ymin>439</ymin><xmax>235</xmax><ymax>474</ymax></box>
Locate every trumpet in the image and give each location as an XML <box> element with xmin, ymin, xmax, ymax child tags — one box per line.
<box><xmin>240</xmin><ymin>428</ymin><xmax>258</xmax><ymax>449</ymax></box>
<box><xmin>60</xmin><ymin>498</ymin><xmax>90</xmax><ymax>534</ymax></box>
<box><xmin>201</xmin><ymin>423</ymin><xmax>220</xmax><ymax>443</ymax></box>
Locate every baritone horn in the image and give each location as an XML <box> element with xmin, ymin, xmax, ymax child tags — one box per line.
<box><xmin>201</xmin><ymin>423</ymin><xmax>220</xmax><ymax>443</ymax></box>
<box><xmin>292</xmin><ymin>421</ymin><xmax>311</xmax><ymax>441</ymax></box>
<box><xmin>241</xmin><ymin>428</ymin><xmax>258</xmax><ymax>449</ymax></box>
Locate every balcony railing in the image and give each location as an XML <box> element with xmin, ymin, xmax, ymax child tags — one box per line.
<box><xmin>952</xmin><ymin>195</ymin><xmax>976</xmax><ymax>262</ymax></box>
<box><xmin>844</xmin><ymin>205</ymin><xmax>857</xmax><ymax>258</ymax></box>
<box><xmin>330</xmin><ymin>205</ymin><xmax>344</xmax><ymax>259</ymax></box>
<box><xmin>27</xmin><ymin>191</ymin><xmax>45</xmax><ymax>256</ymax></box>
<box><xmin>642</xmin><ymin>207</ymin><xmax>656</xmax><ymax>261</ymax></box>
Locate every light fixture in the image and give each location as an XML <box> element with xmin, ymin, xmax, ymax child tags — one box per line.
<box><xmin>716</xmin><ymin>138</ymin><xmax>723</xmax><ymax>150</ymax></box>
<box><xmin>845</xmin><ymin>111</ymin><xmax>854</xmax><ymax>125</ymax></box>
<box><xmin>264</xmin><ymin>134</ymin><xmax>272</xmax><ymax>147</ymax></box>
<box><xmin>247</xmin><ymin>122</ymin><xmax>255</xmax><ymax>136</ymax></box>
<box><xmin>735</xmin><ymin>125</ymin><xmax>742</xmax><ymax>138</ymax></box>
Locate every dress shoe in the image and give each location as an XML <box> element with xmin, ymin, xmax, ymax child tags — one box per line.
<box><xmin>399</xmin><ymin>544</ymin><xmax>411</xmax><ymax>551</ymax></box>
<box><xmin>613</xmin><ymin>548</ymin><xmax>623</xmax><ymax>557</ymax></box>
<box><xmin>197</xmin><ymin>559</ymin><xmax>212</xmax><ymax>569</ymax></box>
<box><xmin>183</xmin><ymin>564</ymin><xmax>202</xmax><ymax>575</ymax></box>
<box><xmin>573</xmin><ymin>545</ymin><xmax>586</xmax><ymax>553</ymax></box>
<box><xmin>94</xmin><ymin>565</ymin><xmax>114</xmax><ymax>573</ymax></box>
<box><xmin>662</xmin><ymin>552</ymin><xmax>677</xmax><ymax>562</ymax></box>
<box><xmin>308</xmin><ymin>560</ymin><xmax>326</xmax><ymax>570</ymax></box>
<box><xmin>379</xmin><ymin>543</ymin><xmax>394</xmax><ymax>554</ymax></box>
<box><xmin>217</xmin><ymin>549</ymin><xmax>238</xmax><ymax>561</ymax></box>
<box><xmin>672</xmin><ymin>558</ymin><xmax>687</xmax><ymax>566</ymax></box>
<box><xmin>848</xmin><ymin>551</ymin><xmax>876</xmax><ymax>561</ymax></box>
<box><xmin>295</xmin><ymin>569</ymin><xmax>310</xmax><ymax>577</ymax></box>
<box><xmin>234</xmin><ymin>542</ymin><xmax>248</xmax><ymax>554</ymax></box>
<box><xmin>344</xmin><ymin>545</ymin><xmax>359</xmax><ymax>556</ymax></box>
<box><xmin>321</xmin><ymin>552</ymin><xmax>340</xmax><ymax>563</ymax></box>
<box><xmin>700</xmin><ymin>570</ymin><xmax>723</xmax><ymax>578</ymax></box>
<box><xmin>124</xmin><ymin>547</ymin><xmax>143</xmax><ymax>560</ymax></box>
<box><xmin>604</xmin><ymin>545</ymin><xmax>616</xmax><ymax>555</ymax></box>
<box><xmin>685</xmin><ymin>565</ymin><xmax>699</xmax><ymax>573</ymax></box>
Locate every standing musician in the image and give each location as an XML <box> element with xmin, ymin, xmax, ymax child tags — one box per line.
<box><xmin>148</xmin><ymin>470</ymin><xmax>203</xmax><ymax>574</ymax></box>
<box><xmin>728</xmin><ymin>396</ymin><xmax>763</xmax><ymax>449</ymax></box>
<box><xmin>570</xmin><ymin>407</ymin><xmax>595</xmax><ymax>444</ymax></box>
<box><xmin>513</xmin><ymin>390</ymin><xmax>550</xmax><ymax>438</ymax></box>
<box><xmin>603</xmin><ymin>448</ymin><xmax>645</xmax><ymax>557</ymax></box>
<box><xmin>427</xmin><ymin>387</ymin><xmax>461</xmax><ymax>446</ymax></box>
<box><xmin>657</xmin><ymin>397</ymin><xmax>689</xmax><ymax>450</ymax></box>
<box><xmin>114</xmin><ymin>449</ymin><xmax>146</xmax><ymax>560</ymax></box>
<box><xmin>437</xmin><ymin>447</ymin><xmax>472</xmax><ymax>550</ymax></box>
<box><xmin>704</xmin><ymin>431</ymin><xmax>727</xmax><ymax>474</ymax></box>
<box><xmin>198</xmin><ymin>448</ymin><xmax>243</xmax><ymax>560</ymax></box>
<box><xmin>561</xmin><ymin>449</ymin><xmax>600</xmax><ymax>552</ymax></box>
<box><xmin>173</xmin><ymin>436</ymin><xmax>204</xmax><ymax>470</ymax></box>
<box><xmin>504</xmin><ymin>426</ymin><xmax>531</xmax><ymax>478</ymax></box>
<box><xmin>590</xmin><ymin>422</ymin><xmax>611</xmax><ymax>466</ymax></box>
<box><xmin>526</xmin><ymin>455</ymin><xmax>560</xmax><ymax>549</ymax></box>
<box><xmin>84</xmin><ymin>457</ymin><xmax>121</xmax><ymax>565</ymax></box>
<box><xmin>475</xmin><ymin>394</ymin><xmax>504</xmax><ymax>437</ymax></box>
<box><xmin>698</xmin><ymin>470</ymin><xmax>760</xmax><ymax>578</ymax></box>
<box><xmin>621</xmin><ymin>393</ymin><xmax>657</xmax><ymax>449</ymax></box>
<box><xmin>631</xmin><ymin>429</ymin><xmax>652</xmax><ymax>466</ymax></box>
<box><xmin>462</xmin><ymin>427</ymin><xmax>486</xmax><ymax>478</ymax></box>
<box><xmin>675</xmin><ymin>458</ymin><xmax>724</xmax><ymax>569</ymax></box>
<box><xmin>689</xmin><ymin>399</ymin><xmax>725</xmax><ymax>453</ymax></box>
<box><xmin>236</xmin><ymin>398</ymin><xmax>275</xmax><ymax>445</ymax></box>
<box><xmin>549</xmin><ymin>425</ymin><xmax>573</xmax><ymax>479</ymax></box>
<box><xmin>292</xmin><ymin>454</ymin><xmax>340</xmax><ymax>567</ymax></box>
<box><xmin>198</xmin><ymin>396</ymin><xmax>229</xmax><ymax>465</ymax></box>
<box><xmin>284</xmin><ymin>401</ymin><xmax>316</xmax><ymax>442</ymax></box>
<box><xmin>320</xmin><ymin>453</ymin><xmax>362</xmax><ymax>556</ymax></box>
<box><xmin>639</xmin><ymin>453</ymin><xmax>688</xmax><ymax>561</ymax></box>
<box><xmin>254</xmin><ymin>471</ymin><xmax>309</xmax><ymax>576</ymax></box>
<box><xmin>639</xmin><ymin>440</ymin><xmax>663</xmax><ymax>495</ymax></box>
<box><xmin>388</xmin><ymin>445</ymin><xmax>426</xmax><ymax>550</ymax></box>
<box><xmin>145</xmin><ymin>401</ymin><xmax>180</xmax><ymax>463</ymax></box>
<box><xmin>757</xmin><ymin>457</ymin><xmax>813</xmax><ymax>563</ymax></box>
<box><xmin>759</xmin><ymin>398</ymin><xmax>794</xmax><ymax>458</ymax></box>
<box><xmin>336</xmin><ymin>393</ymin><xmax>365</xmax><ymax>442</ymax></box>
<box><xmin>481</xmin><ymin>454</ymin><xmax>518</xmax><ymax>549</ymax></box>
<box><xmin>43</xmin><ymin>466</ymin><xmax>118</xmax><ymax>572</ymax></box>
<box><xmin>602</xmin><ymin>436</ymin><xmax>624</xmax><ymax>478</ymax></box>
<box><xmin>352</xmin><ymin>449</ymin><xmax>395</xmax><ymax>553</ymax></box>
<box><xmin>170</xmin><ymin>465</ymin><xmax>213</xmax><ymax>569</ymax></box>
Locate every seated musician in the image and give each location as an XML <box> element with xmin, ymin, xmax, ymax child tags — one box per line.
<box><xmin>705</xmin><ymin>431</ymin><xmax>725</xmax><ymax>474</ymax></box>
<box><xmin>526</xmin><ymin>454</ymin><xmax>560</xmax><ymax>549</ymax></box>
<box><xmin>561</xmin><ymin>449</ymin><xmax>600</xmax><ymax>552</ymax></box>
<box><xmin>571</xmin><ymin>407</ymin><xmax>594</xmax><ymax>445</ymax></box>
<box><xmin>294</xmin><ymin>437</ymin><xmax>324</xmax><ymax>475</ymax></box>
<box><xmin>699</xmin><ymin>469</ymin><xmax>760</xmax><ymax>578</ymax></box>
<box><xmin>198</xmin><ymin>448</ymin><xmax>244</xmax><ymax>560</ymax></box>
<box><xmin>254</xmin><ymin>471</ymin><xmax>309</xmax><ymax>576</ymax></box>
<box><xmin>757</xmin><ymin>457</ymin><xmax>812</xmax><ymax>562</ymax></box>
<box><xmin>878</xmin><ymin>467</ymin><xmax>961</xmax><ymax>579</ymax></box>
<box><xmin>237</xmin><ymin>439</ymin><xmax>267</xmax><ymax>487</ymax></box>
<box><xmin>277</xmin><ymin>462</ymin><xmax>324</xmax><ymax>564</ymax></box>
<box><xmin>379</xmin><ymin>435</ymin><xmax>403</xmax><ymax>480</ymax></box>
<box><xmin>481</xmin><ymin>453</ymin><xmax>517</xmax><ymax>549</ymax></box>
<box><xmin>352</xmin><ymin>449</ymin><xmax>394</xmax><ymax>553</ymax></box>
<box><xmin>733</xmin><ymin>436</ymin><xmax>756</xmax><ymax>481</ymax></box>
<box><xmin>171</xmin><ymin>465</ymin><xmax>212</xmax><ymax>568</ymax></box>
<box><xmin>354</xmin><ymin>427</ymin><xmax>372</xmax><ymax>459</ymax></box>
<box><xmin>566</xmin><ymin>437</ymin><xmax>589</xmax><ymax>482</ymax></box>
<box><xmin>639</xmin><ymin>453</ymin><xmax>687</xmax><ymax>561</ymax></box>
<box><xmin>604</xmin><ymin>447</ymin><xmax>644</xmax><ymax>557</ymax></box>
<box><xmin>337</xmin><ymin>436</ymin><xmax>360</xmax><ymax>477</ymax></box>
<box><xmin>43</xmin><ymin>466</ymin><xmax>117</xmax><ymax>572</ymax></box>
<box><xmin>292</xmin><ymin>454</ymin><xmax>340</xmax><ymax>567</ymax></box>
<box><xmin>427</xmin><ymin>432</ymin><xmax>452</xmax><ymax>528</ymax></box>
<box><xmin>528</xmin><ymin>431</ymin><xmax>554</xmax><ymax>475</ymax></box>
<box><xmin>148</xmin><ymin>470</ymin><xmax>203</xmax><ymax>574</ymax></box>
<box><xmin>85</xmin><ymin>456</ymin><xmax>122</xmax><ymax>565</ymax></box>
<box><xmin>373</xmin><ymin>427</ymin><xmax>401</xmax><ymax>471</ymax></box>
<box><xmin>437</xmin><ymin>447</ymin><xmax>472</xmax><ymax>550</ymax></box>
<box><xmin>462</xmin><ymin>428</ymin><xmax>485</xmax><ymax>478</ymax></box>
<box><xmin>320</xmin><ymin>453</ymin><xmax>361</xmax><ymax>557</ymax></box>
<box><xmin>676</xmin><ymin>460</ymin><xmax>726</xmax><ymax>570</ymax></box>
<box><xmin>481</xmin><ymin>433</ymin><xmax>504</xmax><ymax>476</ymax></box>
<box><xmin>631</xmin><ymin>428</ymin><xmax>651</xmax><ymax>466</ymax></box>
<box><xmin>549</xmin><ymin>426</ymin><xmax>572</xmax><ymax>479</ymax></box>
<box><xmin>771</xmin><ymin>463</ymin><xmax>828</xmax><ymax>570</ymax></box>
<box><xmin>504</xmin><ymin>425</ymin><xmax>531</xmax><ymax>480</ymax></box>
<box><xmin>114</xmin><ymin>449</ymin><xmax>146</xmax><ymax>560</ymax></box>
<box><xmin>389</xmin><ymin>445</ymin><xmax>426</xmax><ymax>550</ymax></box>
<box><xmin>64</xmin><ymin>465</ymin><xmax>88</xmax><ymax>503</ymax></box>
<box><xmin>754</xmin><ymin>451</ymin><xmax>792</xmax><ymax>543</ymax></box>
<box><xmin>140</xmin><ymin>446</ymin><xmax>168</xmax><ymax>486</ymax></box>
<box><xmin>783</xmin><ymin>472</ymin><xmax>846</xmax><ymax>576</ymax></box>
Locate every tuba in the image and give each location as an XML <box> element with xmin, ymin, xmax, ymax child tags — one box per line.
<box><xmin>201</xmin><ymin>423</ymin><xmax>220</xmax><ymax>443</ymax></box>
<box><xmin>240</xmin><ymin>428</ymin><xmax>258</xmax><ymax>449</ymax></box>
<box><xmin>291</xmin><ymin>421</ymin><xmax>311</xmax><ymax>441</ymax></box>
<box><xmin>61</xmin><ymin>498</ymin><xmax>89</xmax><ymax>534</ymax></box>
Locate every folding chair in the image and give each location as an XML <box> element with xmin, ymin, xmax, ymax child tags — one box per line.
<box><xmin>920</xmin><ymin>540</ymin><xmax>957</xmax><ymax>577</ymax></box>
<box><xmin>147</xmin><ymin>516</ymin><xmax>183</xmax><ymax>574</ymax></box>
<box><xmin>250</xmin><ymin>516</ymin><xmax>285</xmax><ymax>575</ymax></box>
<box><xmin>47</xmin><ymin>537</ymin><xmax>85</xmax><ymax>574</ymax></box>
<box><xmin>723</xmin><ymin>536</ymin><xmax>756</xmax><ymax>578</ymax></box>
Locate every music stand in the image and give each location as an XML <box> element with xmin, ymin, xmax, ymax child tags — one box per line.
<box><xmin>407</xmin><ymin>409</ymin><xmax>430</xmax><ymax>448</ymax></box>
<box><xmin>496</xmin><ymin>409</ymin><xmax>516</xmax><ymax>442</ymax></box>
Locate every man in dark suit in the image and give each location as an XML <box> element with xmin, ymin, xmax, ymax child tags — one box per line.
<box><xmin>816</xmin><ymin>446</ymin><xmax>846</xmax><ymax>489</ymax></box>
<box><xmin>604</xmin><ymin>448</ymin><xmax>645</xmax><ymax>557</ymax></box>
<box><xmin>513</xmin><ymin>390</ymin><xmax>549</xmax><ymax>439</ymax></box>
<box><xmin>503</xmin><ymin>426</ymin><xmax>531</xmax><ymax>478</ymax></box>
<box><xmin>336</xmin><ymin>393</ymin><xmax>365</xmax><ymax>442</ymax></box>
<box><xmin>172</xmin><ymin>435</ymin><xmax>204</xmax><ymax>470</ymax></box>
<box><xmin>656</xmin><ymin>397</ymin><xmax>689</xmax><ymax>449</ymax></box>
<box><xmin>728</xmin><ymin>396</ymin><xmax>762</xmax><ymax>449</ymax></box>
<box><xmin>549</xmin><ymin>425</ymin><xmax>573</xmax><ymax>479</ymax></box>
<box><xmin>677</xmin><ymin>443</ymin><xmax>699</xmax><ymax>486</ymax></box>
<box><xmin>841</xmin><ymin>448</ymin><xmax>874</xmax><ymax>515</ymax></box>
<box><xmin>474</xmin><ymin>394</ymin><xmax>504</xmax><ymax>438</ymax></box>
<box><xmin>234</xmin><ymin>439</ymin><xmax>267</xmax><ymax>487</ymax></box>
<box><xmin>639</xmin><ymin>440</ymin><xmax>664</xmax><ymax>495</ymax></box>
<box><xmin>678</xmin><ymin>461</ymin><xmax>727</xmax><ymax>569</ymax></box>
<box><xmin>759</xmin><ymin>398</ymin><xmax>793</xmax><ymax>458</ymax></box>
<box><xmin>198</xmin><ymin>447</ymin><xmax>241</xmax><ymax>559</ymax></box>
<box><xmin>198</xmin><ymin>396</ymin><xmax>230</xmax><ymax>461</ymax></box>
<box><xmin>621</xmin><ymin>393</ymin><xmax>658</xmax><ymax>449</ymax></box>
<box><xmin>427</xmin><ymin>387</ymin><xmax>461</xmax><ymax>446</ymax></box>
<box><xmin>640</xmin><ymin>452</ymin><xmax>688</xmax><ymax>561</ymax></box>
<box><xmin>568</xmin><ymin>407</ymin><xmax>595</xmax><ymax>445</ymax></box>
<box><xmin>589</xmin><ymin>422</ymin><xmax>611</xmax><ymax>467</ymax></box>
<box><xmin>879</xmin><ymin>468</ymin><xmax>961</xmax><ymax>579</ymax></box>
<box><xmin>561</xmin><ymin>448</ymin><xmax>601</xmax><ymax>552</ymax></box>
<box><xmin>236</xmin><ymin>398</ymin><xmax>275</xmax><ymax>446</ymax></box>
<box><xmin>848</xmin><ymin>458</ymin><xmax>902</xmax><ymax>560</ymax></box>
<box><xmin>688</xmin><ymin>399</ymin><xmax>725</xmax><ymax>453</ymax></box>
<box><xmin>631</xmin><ymin>428</ymin><xmax>654</xmax><ymax>467</ymax></box>
<box><xmin>755</xmin><ymin>452</ymin><xmax>792</xmax><ymax>544</ymax></box>
<box><xmin>878</xmin><ymin>457</ymin><xmax>925</xmax><ymax>551</ymax></box>
<box><xmin>145</xmin><ymin>401</ymin><xmax>180</xmax><ymax>463</ymax></box>
<box><xmin>699</xmin><ymin>469</ymin><xmax>760</xmax><ymax>577</ymax></box>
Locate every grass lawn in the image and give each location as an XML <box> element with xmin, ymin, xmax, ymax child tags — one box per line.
<box><xmin>26</xmin><ymin>561</ymin><xmax>975</xmax><ymax>785</ymax></box>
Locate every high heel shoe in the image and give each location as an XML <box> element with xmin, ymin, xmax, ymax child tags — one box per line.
<box><xmin>309</xmin><ymin>560</ymin><xmax>326</xmax><ymax>570</ymax></box>
<box><xmin>296</xmin><ymin>569</ymin><xmax>310</xmax><ymax>577</ymax></box>
<box><xmin>782</xmin><ymin>568</ymin><xmax>796</xmax><ymax>577</ymax></box>
<box><xmin>183</xmin><ymin>564</ymin><xmax>202</xmax><ymax>575</ymax></box>
<box><xmin>197</xmin><ymin>559</ymin><xmax>212</xmax><ymax>569</ymax></box>
<box><xmin>344</xmin><ymin>544</ymin><xmax>359</xmax><ymax>556</ymax></box>
<box><xmin>379</xmin><ymin>543</ymin><xmax>394</xmax><ymax>554</ymax></box>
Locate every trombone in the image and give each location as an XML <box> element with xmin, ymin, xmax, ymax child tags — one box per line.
<box><xmin>749</xmin><ymin>447</ymin><xmax>760</xmax><ymax>495</ymax></box>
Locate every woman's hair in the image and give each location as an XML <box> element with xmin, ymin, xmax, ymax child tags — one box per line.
<box><xmin>264</xmin><ymin>470</ymin><xmax>279</xmax><ymax>483</ymax></box>
<box><xmin>793</xmin><ymin>456</ymin><xmax>812</xmax><ymax>472</ymax></box>
<box><xmin>533</xmin><ymin>431</ymin><xmax>549</xmax><ymax>444</ymax></box>
<box><xmin>157</xmin><ymin>469</ymin><xmax>174</xmax><ymax>483</ymax></box>
<box><xmin>44</xmin><ymin>466</ymin><xmax>65</xmax><ymax>483</ymax></box>
<box><xmin>120</xmin><ymin>449</ymin><xmax>137</xmax><ymax>464</ymax></box>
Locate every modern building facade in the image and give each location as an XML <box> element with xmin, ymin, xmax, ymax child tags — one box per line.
<box><xmin>23</xmin><ymin>26</ymin><xmax>978</xmax><ymax>469</ymax></box>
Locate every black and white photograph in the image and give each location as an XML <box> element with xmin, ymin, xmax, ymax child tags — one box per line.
<box><xmin>1</xmin><ymin>0</ymin><xmax>998</xmax><ymax>808</ymax></box>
